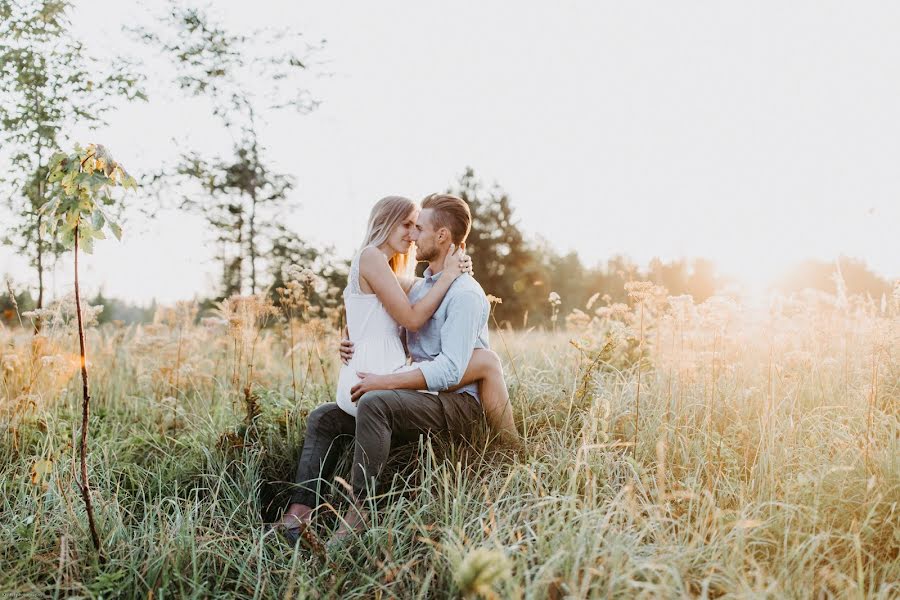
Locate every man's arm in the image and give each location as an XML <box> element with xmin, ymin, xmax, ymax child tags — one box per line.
<box><xmin>350</xmin><ymin>290</ymin><xmax>486</xmax><ymax>400</ymax></box>
<box><xmin>417</xmin><ymin>290</ymin><xmax>485</xmax><ymax>391</ymax></box>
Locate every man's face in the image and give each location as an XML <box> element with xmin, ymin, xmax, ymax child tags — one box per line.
<box><xmin>411</xmin><ymin>208</ymin><xmax>440</xmax><ymax>262</ymax></box>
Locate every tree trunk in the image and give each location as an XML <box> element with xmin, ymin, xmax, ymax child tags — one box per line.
<box><xmin>35</xmin><ymin>141</ymin><xmax>45</xmax><ymax>332</ymax></box>
<box><xmin>74</xmin><ymin>224</ymin><xmax>103</xmax><ymax>559</ymax></box>
<box><xmin>249</xmin><ymin>190</ymin><xmax>257</xmax><ymax>294</ymax></box>
<box><xmin>236</xmin><ymin>210</ymin><xmax>244</xmax><ymax>295</ymax></box>
<box><xmin>35</xmin><ymin>212</ymin><xmax>45</xmax><ymax>334</ymax></box>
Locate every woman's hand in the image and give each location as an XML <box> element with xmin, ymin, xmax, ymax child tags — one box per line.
<box><xmin>441</xmin><ymin>243</ymin><xmax>473</xmax><ymax>281</ymax></box>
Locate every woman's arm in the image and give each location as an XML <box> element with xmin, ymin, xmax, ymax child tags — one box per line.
<box><xmin>397</xmin><ymin>276</ymin><xmax>420</xmax><ymax>295</ymax></box>
<box><xmin>359</xmin><ymin>245</ymin><xmax>468</xmax><ymax>332</ymax></box>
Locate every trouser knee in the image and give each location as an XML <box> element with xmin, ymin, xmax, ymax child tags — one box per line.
<box><xmin>356</xmin><ymin>390</ymin><xmax>395</xmax><ymax>421</ymax></box>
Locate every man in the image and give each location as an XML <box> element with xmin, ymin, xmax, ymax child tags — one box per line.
<box><xmin>278</xmin><ymin>193</ymin><xmax>494</xmax><ymax>546</ymax></box>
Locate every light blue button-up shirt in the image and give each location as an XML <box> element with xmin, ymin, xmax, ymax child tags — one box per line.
<box><xmin>405</xmin><ymin>268</ymin><xmax>490</xmax><ymax>402</ymax></box>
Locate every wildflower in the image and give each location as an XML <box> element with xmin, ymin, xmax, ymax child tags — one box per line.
<box><xmin>22</xmin><ymin>308</ymin><xmax>54</xmax><ymax>321</ymax></box>
<box><xmin>607</xmin><ymin>319</ymin><xmax>630</xmax><ymax>341</ymax></box>
<box><xmin>301</xmin><ymin>268</ymin><xmax>317</xmax><ymax>284</ymax></box>
<box><xmin>548</xmin><ymin>292</ymin><xmax>561</xmax><ymax>305</ymax></box>
<box><xmin>453</xmin><ymin>547</ymin><xmax>510</xmax><ymax>599</ymax></box>
<box><xmin>2</xmin><ymin>354</ymin><xmax>21</xmax><ymax>374</ymax></box>
<box><xmin>595</xmin><ymin>303</ymin><xmax>629</xmax><ymax>320</ymax></box>
<box><xmin>624</xmin><ymin>280</ymin><xmax>655</xmax><ymax>302</ymax></box>
<box><xmin>5</xmin><ymin>278</ymin><xmax>18</xmax><ymax>315</ymax></box>
<box><xmin>201</xmin><ymin>317</ymin><xmax>228</xmax><ymax>328</ymax></box>
<box><xmin>832</xmin><ymin>263</ymin><xmax>848</xmax><ymax>310</ymax></box>
<box><xmin>30</xmin><ymin>459</ymin><xmax>54</xmax><ymax>489</ymax></box>
<box><xmin>486</xmin><ymin>294</ymin><xmax>503</xmax><ymax>305</ymax></box>
<box><xmin>698</xmin><ymin>295</ymin><xmax>738</xmax><ymax>330</ymax></box>
<box><xmin>565</xmin><ymin>308</ymin><xmax>592</xmax><ymax>331</ymax></box>
<box><xmin>155</xmin><ymin>301</ymin><xmax>197</xmax><ymax>328</ymax></box>
<box><xmin>282</xmin><ymin>264</ymin><xmax>322</xmax><ymax>287</ymax></box>
<box><xmin>39</xmin><ymin>355</ymin><xmax>69</xmax><ymax>374</ymax></box>
<box><xmin>21</xmin><ymin>295</ymin><xmax>103</xmax><ymax>330</ymax></box>
<box><xmin>667</xmin><ymin>295</ymin><xmax>695</xmax><ymax>321</ymax></box>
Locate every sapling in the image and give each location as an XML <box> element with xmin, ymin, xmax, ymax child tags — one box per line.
<box><xmin>44</xmin><ymin>143</ymin><xmax>136</xmax><ymax>558</ymax></box>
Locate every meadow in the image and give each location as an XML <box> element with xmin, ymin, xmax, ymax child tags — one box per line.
<box><xmin>0</xmin><ymin>282</ymin><xmax>897</xmax><ymax>599</ymax></box>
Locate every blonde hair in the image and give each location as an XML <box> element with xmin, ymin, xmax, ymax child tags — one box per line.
<box><xmin>361</xmin><ymin>196</ymin><xmax>417</xmax><ymax>277</ymax></box>
<box><xmin>421</xmin><ymin>193</ymin><xmax>472</xmax><ymax>245</ymax></box>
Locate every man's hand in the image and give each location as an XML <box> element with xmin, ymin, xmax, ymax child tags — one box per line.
<box><xmin>340</xmin><ymin>338</ymin><xmax>355</xmax><ymax>365</ymax></box>
<box><xmin>350</xmin><ymin>372</ymin><xmax>393</xmax><ymax>402</ymax></box>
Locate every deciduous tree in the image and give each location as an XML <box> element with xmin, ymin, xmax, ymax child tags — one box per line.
<box><xmin>0</xmin><ymin>0</ymin><xmax>144</xmax><ymax>320</ymax></box>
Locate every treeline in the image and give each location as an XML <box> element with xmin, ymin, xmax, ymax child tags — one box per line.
<box><xmin>2</xmin><ymin>165</ymin><xmax>892</xmax><ymax>329</ymax></box>
<box><xmin>446</xmin><ymin>168</ymin><xmax>894</xmax><ymax>328</ymax></box>
<box><xmin>1</xmin><ymin>2</ymin><xmax>894</xmax><ymax>330</ymax></box>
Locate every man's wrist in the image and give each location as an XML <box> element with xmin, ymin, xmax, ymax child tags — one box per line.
<box><xmin>382</xmin><ymin>373</ymin><xmax>400</xmax><ymax>389</ymax></box>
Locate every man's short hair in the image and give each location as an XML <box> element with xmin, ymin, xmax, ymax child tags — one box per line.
<box><xmin>421</xmin><ymin>193</ymin><xmax>472</xmax><ymax>245</ymax></box>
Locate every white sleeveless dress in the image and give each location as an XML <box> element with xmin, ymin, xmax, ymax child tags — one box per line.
<box><xmin>335</xmin><ymin>247</ymin><xmax>412</xmax><ymax>416</ymax></box>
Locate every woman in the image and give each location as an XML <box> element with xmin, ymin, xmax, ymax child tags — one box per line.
<box><xmin>335</xmin><ymin>195</ymin><xmax>513</xmax><ymax>435</ymax></box>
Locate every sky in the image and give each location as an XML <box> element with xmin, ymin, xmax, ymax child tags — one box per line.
<box><xmin>2</xmin><ymin>1</ymin><xmax>898</xmax><ymax>304</ymax></box>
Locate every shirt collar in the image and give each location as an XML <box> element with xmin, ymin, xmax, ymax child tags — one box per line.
<box><xmin>422</xmin><ymin>266</ymin><xmax>443</xmax><ymax>282</ymax></box>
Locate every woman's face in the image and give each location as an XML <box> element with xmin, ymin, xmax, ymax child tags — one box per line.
<box><xmin>387</xmin><ymin>208</ymin><xmax>419</xmax><ymax>255</ymax></box>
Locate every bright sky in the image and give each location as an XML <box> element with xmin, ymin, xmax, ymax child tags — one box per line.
<box><xmin>2</xmin><ymin>1</ymin><xmax>898</xmax><ymax>303</ymax></box>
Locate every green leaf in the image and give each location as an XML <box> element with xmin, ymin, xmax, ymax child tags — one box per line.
<box><xmin>43</xmin><ymin>143</ymin><xmax>137</xmax><ymax>249</ymax></box>
<box><xmin>59</xmin><ymin>228</ymin><xmax>75</xmax><ymax>249</ymax></box>
<box><xmin>80</xmin><ymin>233</ymin><xmax>94</xmax><ymax>254</ymax></box>
<box><xmin>109</xmin><ymin>220</ymin><xmax>122</xmax><ymax>241</ymax></box>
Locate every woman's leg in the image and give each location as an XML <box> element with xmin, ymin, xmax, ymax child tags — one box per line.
<box><xmin>451</xmin><ymin>349</ymin><xmax>517</xmax><ymax>440</ymax></box>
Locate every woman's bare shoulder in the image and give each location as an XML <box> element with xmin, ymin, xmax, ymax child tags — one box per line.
<box><xmin>358</xmin><ymin>246</ymin><xmax>387</xmax><ymax>271</ymax></box>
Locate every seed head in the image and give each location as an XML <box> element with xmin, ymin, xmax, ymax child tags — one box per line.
<box><xmin>625</xmin><ymin>280</ymin><xmax>655</xmax><ymax>302</ymax></box>
<box><xmin>453</xmin><ymin>547</ymin><xmax>511</xmax><ymax>599</ymax></box>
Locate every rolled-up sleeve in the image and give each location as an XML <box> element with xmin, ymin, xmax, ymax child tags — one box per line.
<box><xmin>417</xmin><ymin>290</ymin><xmax>486</xmax><ymax>392</ymax></box>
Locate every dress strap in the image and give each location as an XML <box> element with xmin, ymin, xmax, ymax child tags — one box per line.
<box><xmin>346</xmin><ymin>244</ymin><xmax>377</xmax><ymax>295</ymax></box>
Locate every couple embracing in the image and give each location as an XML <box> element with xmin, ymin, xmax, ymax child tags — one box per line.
<box><xmin>276</xmin><ymin>193</ymin><xmax>517</xmax><ymax>546</ymax></box>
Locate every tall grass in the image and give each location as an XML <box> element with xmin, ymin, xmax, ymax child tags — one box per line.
<box><xmin>0</xmin><ymin>286</ymin><xmax>897</xmax><ymax>598</ymax></box>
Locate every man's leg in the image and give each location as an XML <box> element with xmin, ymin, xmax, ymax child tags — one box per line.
<box><xmin>351</xmin><ymin>389</ymin><xmax>483</xmax><ymax>498</ymax></box>
<box><xmin>329</xmin><ymin>388</ymin><xmax>482</xmax><ymax>543</ymax></box>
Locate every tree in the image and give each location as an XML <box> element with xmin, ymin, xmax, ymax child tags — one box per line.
<box><xmin>133</xmin><ymin>2</ymin><xmax>321</xmax><ymax>295</ymax></box>
<box><xmin>687</xmin><ymin>258</ymin><xmax>718</xmax><ymax>302</ymax></box>
<box><xmin>176</xmin><ymin>138</ymin><xmax>293</xmax><ymax>296</ymax></box>
<box><xmin>542</xmin><ymin>249</ymin><xmax>589</xmax><ymax>318</ymax></box>
<box><xmin>773</xmin><ymin>256</ymin><xmax>891</xmax><ymax>299</ymax></box>
<box><xmin>448</xmin><ymin>167</ymin><xmax>543</xmax><ymax>327</ymax></box>
<box><xmin>44</xmin><ymin>142</ymin><xmax>137</xmax><ymax>560</ymax></box>
<box><xmin>0</xmin><ymin>0</ymin><xmax>144</xmax><ymax>319</ymax></box>
<box><xmin>649</xmin><ymin>257</ymin><xmax>690</xmax><ymax>296</ymax></box>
